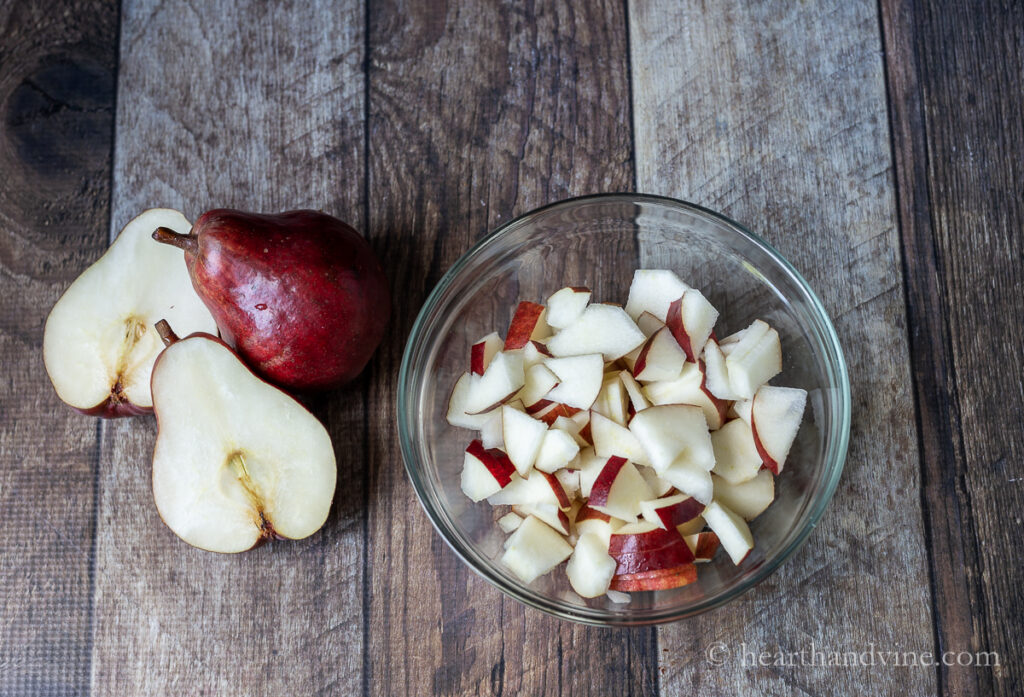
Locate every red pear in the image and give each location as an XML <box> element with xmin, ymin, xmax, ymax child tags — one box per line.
<box><xmin>153</xmin><ymin>209</ymin><xmax>390</xmax><ymax>391</ymax></box>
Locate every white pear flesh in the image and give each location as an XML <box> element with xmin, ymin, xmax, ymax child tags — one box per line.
<box><xmin>566</xmin><ymin>533</ymin><xmax>617</xmax><ymax>598</ymax></box>
<box><xmin>463</xmin><ymin>350</ymin><xmax>525</xmax><ymax>414</ymax></box>
<box><xmin>632</xmin><ymin>327</ymin><xmax>686</xmax><ymax>382</ymax></box>
<box><xmin>751</xmin><ymin>385</ymin><xmax>808</xmax><ymax>474</ymax></box>
<box><xmin>624</xmin><ymin>269</ymin><xmax>690</xmax><ymax>321</ymax></box>
<box><xmin>619</xmin><ymin>370</ymin><xmax>651</xmax><ymax>411</ymax></box>
<box><xmin>446</xmin><ymin>372</ymin><xmax>499</xmax><ymax>430</ymax></box>
<box><xmin>544</xmin><ymin>354</ymin><xmax>605</xmax><ymax>409</ymax></box>
<box><xmin>591</xmin><ymin>411</ymin><xmax>651</xmax><ymax>466</ymax></box>
<box><xmin>702</xmin><ymin>339</ymin><xmax>738</xmax><ymax>400</ymax></box>
<box><xmin>642</xmin><ymin>362</ymin><xmax>726</xmax><ymax>430</ymax></box>
<box><xmin>660</xmin><ymin>460</ymin><xmax>714</xmax><ymax>504</ymax></box>
<box><xmin>501</xmin><ymin>405</ymin><xmax>547</xmax><ymax>475</ymax></box>
<box><xmin>546</xmin><ymin>304</ymin><xmax>646</xmax><ymax>361</ymax></box>
<box><xmin>479</xmin><ymin>409</ymin><xmax>504</xmax><ymax>449</ymax></box>
<box><xmin>575</xmin><ymin>516</ymin><xmax>624</xmax><ymax>546</ymax></box>
<box><xmin>43</xmin><ymin>209</ymin><xmax>217</xmax><ymax>415</ymax></box>
<box><xmin>724</xmin><ymin>319</ymin><xmax>782</xmax><ymax>399</ymax></box>
<box><xmin>732</xmin><ymin>398</ymin><xmax>753</xmax><ymax>425</ymax></box>
<box><xmin>555</xmin><ymin>468</ymin><xmax>581</xmax><ymax>499</ymax></box>
<box><xmin>501</xmin><ymin>515</ymin><xmax>573</xmax><ymax>584</ymax></box>
<box><xmin>628</xmin><ymin>404</ymin><xmax>714</xmax><ymax>473</ymax></box>
<box><xmin>545</xmin><ymin>286</ymin><xmax>592</xmax><ymax>329</ymax></box>
<box><xmin>550</xmin><ymin>414</ymin><xmax>586</xmax><ymax>447</ymax></box>
<box><xmin>712</xmin><ymin>470</ymin><xmax>775</xmax><ymax>521</ymax></box>
<box><xmin>497</xmin><ymin>511</ymin><xmax>524</xmax><ymax>533</ymax></box>
<box><xmin>589</xmin><ymin>459</ymin><xmax>652</xmax><ymax>523</ymax></box>
<box><xmin>514</xmin><ymin>502</ymin><xmax>570</xmax><ymax>534</ymax></box>
<box><xmin>635</xmin><ymin>311</ymin><xmax>666</xmax><ymax>337</ymax></box>
<box><xmin>576</xmin><ymin>448</ymin><xmax>608</xmax><ymax>498</ymax></box>
<box><xmin>638</xmin><ymin>466</ymin><xmax>674</xmax><ymax>497</ymax></box>
<box><xmin>710</xmin><ymin>418</ymin><xmax>763</xmax><ymax>484</ymax></box>
<box><xmin>460</xmin><ymin>447</ymin><xmax>508</xmax><ymax>502</ymax></box>
<box><xmin>592</xmin><ymin>375</ymin><xmax>629</xmax><ymax>426</ymax></box>
<box><xmin>151</xmin><ymin>335</ymin><xmax>337</xmax><ymax>553</ymax></box>
<box><xmin>670</xmin><ymin>288</ymin><xmax>719</xmax><ymax>360</ymax></box>
<box><xmin>534</xmin><ymin>428</ymin><xmax>580</xmax><ymax>473</ymax></box>
<box><xmin>703</xmin><ymin>501</ymin><xmax>754</xmax><ymax>565</ymax></box>
<box><xmin>518</xmin><ymin>363</ymin><xmax>560</xmax><ymax>410</ymax></box>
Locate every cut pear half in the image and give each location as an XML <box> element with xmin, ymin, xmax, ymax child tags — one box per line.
<box><xmin>151</xmin><ymin>324</ymin><xmax>337</xmax><ymax>553</ymax></box>
<box><xmin>43</xmin><ymin>209</ymin><xmax>218</xmax><ymax>416</ymax></box>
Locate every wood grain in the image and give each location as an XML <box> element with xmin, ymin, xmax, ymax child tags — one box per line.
<box><xmin>629</xmin><ymin>1</ymin><xmax>936</xmax><ymax>694</ymax></box>
<box><xmin>363</xmin><ymin>1</ymin><xmax>656</xmax><ymax>695</ymax></box>
<box><xmin>91</xmin><ymin>1</ymin><xmax>367</xmax><ymax>694</ymax></box>
<box><xmin>0</xmin><ymin>2</ymin><xmax>117</xmax><ymax>695</ymax></box>
<box><xmin>881</xmin><ymin>0</ymin><xmax>1024</xmax><ymax>694</ymax></box>
<box><xmin>3</xmin><ymin>1</ymin><xmax>1023</xmax><ymax>694</ymax></box>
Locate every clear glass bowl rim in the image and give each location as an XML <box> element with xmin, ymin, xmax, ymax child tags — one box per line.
<box><xmin>397</xmin><ymin>192</ymin><xmax>851</xmax><ymax>626</ymax></box>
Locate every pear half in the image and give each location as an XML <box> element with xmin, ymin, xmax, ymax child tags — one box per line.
<box><xmin>151</xmin><ymin>324</ymin><xmax>337</xmax><ymax>553</ymax></box>
<box><xmin>43</xmin><ymin>209</ymin><xmax>218</xmax><ymax>416</ymax></box>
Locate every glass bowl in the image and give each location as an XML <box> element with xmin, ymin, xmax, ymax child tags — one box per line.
<box><xmin>397</xmin><ymin>193</ymin><xmax>850</xmax><ymax>626</ymax></box>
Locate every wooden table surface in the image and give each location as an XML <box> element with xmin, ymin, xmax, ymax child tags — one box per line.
<box><xmin>2</xmin><ymin>1</ymin><xmax>1021</xmax><ymax>695</ymax></box>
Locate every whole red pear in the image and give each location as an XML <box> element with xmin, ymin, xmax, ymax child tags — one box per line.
<box><xmin>153</xmin><ymin>209</ymin><xmax>390</xmax><ymax>392</ymax></box>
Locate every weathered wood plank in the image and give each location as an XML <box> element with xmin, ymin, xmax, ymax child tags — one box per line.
<box><xmin>629</xmin><ymin>1</ymin><xmax>936</xmax><ymax>694</ymax></box>
<box><xmin>364</xmin><ymin>2</ymin><xmax>656</xmax><ymax>695</ymax></box>
<box><xmin>91</xmin><ymin>1</ymin><xmax>366</xmax><ymax>694</ymax></box>
<box><xmin>0</xmin><ymin>2</ymin><xmax>117</xmax><ymax>695</ymax></box>
<box><xmin>881</xmin><ymin>1</ymin><xmax>1024</xmax><ymax>694</ymax></box>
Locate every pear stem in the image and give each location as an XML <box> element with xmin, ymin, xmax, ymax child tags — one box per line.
<box><xmin>155</xmin><ymin>319</ymin><xmax>179</xmax><ymax>347</ymax></box>
<box><xmin>152</xmin><ymin>227</ymin><xmax>199</xmax><ymax>255</ymax></box>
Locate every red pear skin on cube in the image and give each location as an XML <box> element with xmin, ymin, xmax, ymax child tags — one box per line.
<box><xmin>471</xmin><ymin>345</ymin><xmax>486</xmax><ymax>376</ymax></box>
<box><xmin>697</xmin><ymin>359</ymin><xmax>731</xmax><ymax>424</ymax></box>
<box><xmin>632</xmin><ymin>327</ymin><xmax>685</xmax><ymax>382</ymax></box>
<box><xmin>615</xmin><ymin>565</ymin><xmax>693</xmax><ymax>581</ymax></box>
<box><xmin>747</xmin><ymin>385</ymin><xmax>806</xmax><ymax>474</ymax></box>
<box><xmin>611</xmin><ymin>548</ymin><xmax>695</xmax><ymax>576</ymax></box>
<box><xmin>610</xmin><ymin>563</ymin><xmax>698</xmax><ymax>591</ymax></box>
<box><xmin>653</xmin><ymin>497</ymin><xmax>704</xmax><ymax>529</ymax></box>
<box><xmin>153</xmin><ymin>209</ymin><xmax>390</xmax><ymax>392</ymax></box>
<box><xmin>632</xmin><ymin>335</ymin><xmax>654</xmax><ymax>377</ymax></box>
<box><xmin>525</xmin><ymin>398</ymin><xmax>553</xmax><ymax>415</ymax></box>
<box><xmin>505</xmin><ymin>301</ymin><xmax>546</xmax><ymax>349</ymax></box>
<box><xmin>665</xmin><ymin>296</ymin><xmax>695</xmax><ymax>361</ymax></box>
<box><xmin>609</xmin><ymin>525</ymin><xmax>689</xmax><ymax>557</ymax></box>
<box><xmin>575</xmin><ymin>504</ymin><xmax>612</xmax><ymax>524</ymax></box>
<box><xmin>539</xmin><ymin>471</ymin><xmax>572</xmax><ymax>509</ymax></box>
<box><xmin>470</xmin><ymin>333</ymin><xmax>503</xmax><ymax>376</ymax></box>
<box><xmin>529</xmin><ymin>340</ymin><xmax>553</xmax><ymax>357</ymax></box>
<box><xmin>559</xmin><ymin>507</ymin><xmax>572</xmax><ymax>531</ymax></box>
<box><xmin>752</xmin><ymin>420</ymin><xmax>780</xmax><ymax>475</ymax></box>
<box><xmin>609</xmin><ymin>526</ymin><xmax>695</xmax><ymax>574</ymax></box>
<box><xmin>466</xmin><ymin>440</ymin><xmax>516</xmax><ymax>487</ymax></box>
<box><xmin>532</xmin><ymin>402</ymin><xmax>582</xmax><ymax>425</ymax></box>
<box><xmin>588</xmin><ymin>456</ymin><xmax>628</xmax><ymax>507</ymax></box>
<box><xmin>688</xmin><ymin>532</ymin><xmax>721</xmax><ymax>562</ymax></box>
